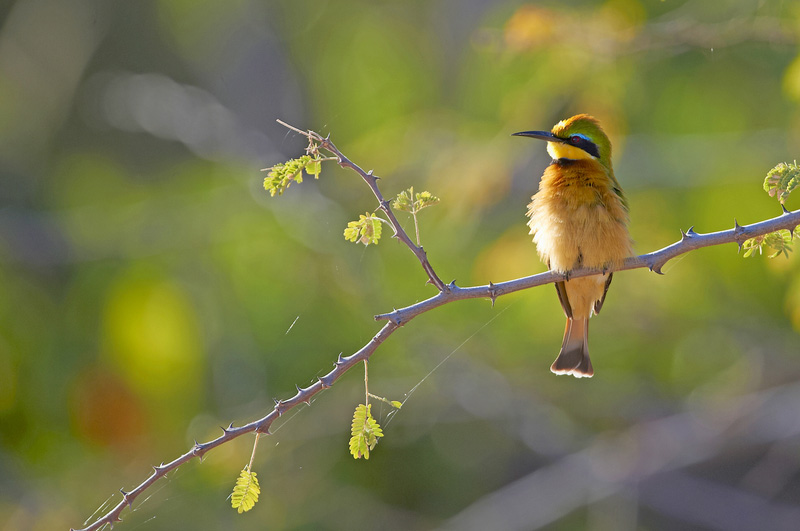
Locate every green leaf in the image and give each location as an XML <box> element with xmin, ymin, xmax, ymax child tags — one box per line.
<box><xmin>262</xmin><ymin>154</ymin><xmax>324</xmax><ymax>196</ymax></box>
<box><xmin>764</xmin><ymin>230</ymin><xmax>794</xmax><ymax>258</ymax></box>
<box><xmin>343</xmin><ymin>213</ymin><xmax>383</xmax><ymax>245</ymax></box>
<box><xmin>392</xmin><ymin>187</ymin><xmax>415</xmax><ymax>213</ymax></box>
<box><xmin>764</xmin><ymin>161</ymin><xmax>800</xmax><ymax>204</ymax></box>
<box><xmin>368</xmin><ymin>393</ymin><xmax>403</xmax><ymax>409</ymax></box>
<box><xmin>349</xmin><ymin>404</ymin><xmax>383</xmax><ymax>460</ymax></box>
<box><xmin>392</xmin><ymin>187</ymin><xmax>441</xmax><ymax>213</ymax></box>
<box><xmin>306</xmin><ymin>159</ymin><xmax>321</xmax><ymax>179</ymax></box>
<box><xmin>231</xmin><ymin>467</ymin><xmax>260</xmax><ymax>514</ymax></box>
<box><xmin>741</xmin><ymin>230</ymin><xmax>794</xmax><ymax>259</ymax></box>
<box><xmin>414</xmin><ymin>190</ymin><xmax>441</xmax><ymax>210</ymax></box>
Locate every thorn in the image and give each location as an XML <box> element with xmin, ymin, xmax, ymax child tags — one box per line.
<box><xmin>449</xmin><ymin>279</ymin><xmax>457</xmax><ymax>289</ymax></box>
<box><xmin>487</xmin><ymin>281</ymin><xmax>498</xmax><ymax>308</ymax></box>
<box><xmin>295</xmin><ymin>384</ymin><xmax>303</xmax><ymax>394</ymax></box>
<box><xmin>734</xmin><ymin>219</ymin><xmax>743</xmax><ymax>232</ymax></box>
<box><xmin>192</xmin><ymin>444</ymin><xmax>205</xmax><ymax>459</ymax></box>
<box><xmin>318</xmin><ymin>375</ymin><xmax>333</xmax><ymax>389</ymax></box>
<box><xmin>120</xmin><ymin>489</ymin><xmax>132</xmax><ymax>507</ymax></box>
<box><xmin>273</xmin><ymin>397</ymin><xmax>281</xmax><ymax>406</ymax></box>
<box><xmin>336</xmin><ymin>353</ymin><xmax>345</xmax><ymax>365</ymax></box>
<box><xmin>781</xmin><ymin>203</ymin><xmax>790</xmax><ymax>214</ymax></box>
<box><xmin>227</xmin><ymin>422</ymin><xmax>235</xmax><ymax>431</ymax></box>
<box><xmin>686</xmin><ymin>225</ymin><xmax>697</xmax><ymax>236</ymax></box>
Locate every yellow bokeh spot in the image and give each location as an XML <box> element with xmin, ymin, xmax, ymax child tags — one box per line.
<box><xmin>783</xmin><ymin>54</ymin><xmax>800</xmax><ymax>101</ymax></box>
<box><xmin>473</xmin><ymin>228</ymin><xmax>542</xmax><ymax>284</ymax></box>
<box><xmin>503</xmin><ymin>6</ymin><xmax>557</xmax><ymax>51</ymax></box>
<box><xmin>429</xmin><ymin>142</ymin><xmax>511</xmax><ymax>218</ymax></box>
<box><xmin>599</xmin><ymin>0</ymin><xmax>645</xmax><ymax>43</ymax></box>
<box><xmin>103</xmin><ymin>268</ymin><xmax>203</xmax><ymax>402</ymax></box>
<box><xmin>787</xmin><ymin>276</ymin><xmax>800</xmax><ymax>333</ymax></box>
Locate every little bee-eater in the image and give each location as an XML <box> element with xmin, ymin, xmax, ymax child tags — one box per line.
<box><xmin>514</xmin><ymin>114</ymin><xmax>632</xmax><ymax>378</ymax></box>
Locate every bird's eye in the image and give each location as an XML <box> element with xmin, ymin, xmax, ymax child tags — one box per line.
<box><xmin>570</xmin><ymin>135</ymin><xmax>582</xmax><ymax>144</ymax></box>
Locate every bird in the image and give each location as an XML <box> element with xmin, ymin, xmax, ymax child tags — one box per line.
<box><xmin>513</xmin><ymin>114</ymin><xmax>633</xmax><ymax>378</ymax></box>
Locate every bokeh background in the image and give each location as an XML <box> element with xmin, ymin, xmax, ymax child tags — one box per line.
<box><xmin>2</xmin><ymin>0</ymin><xmax>800</xmax><ymax>529</ymax></box>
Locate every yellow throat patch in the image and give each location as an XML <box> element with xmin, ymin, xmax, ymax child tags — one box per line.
<box><xmin>547</xmin><ymin>141</ymin><xmax>595</xmax><ymax>161</ymax></box>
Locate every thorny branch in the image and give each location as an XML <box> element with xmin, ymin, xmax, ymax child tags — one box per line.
<box><xmin>73</xmin><ymin>321</ymin><xmax>399</xmax><ymax>531</ymax></box>
<box><xmin>276</xmin><ymin>119</ymin><xmax>447</xmax><ymax>292</ymax></box>
<box><xmin>374</xmin><ymin>207</ymin><xmax>800</xmax><ymax>326</ymax></box>
<box><xmin>73</xmin><ymin>123</ymin><xmax>800</xmax><ymax>531</ymax></box>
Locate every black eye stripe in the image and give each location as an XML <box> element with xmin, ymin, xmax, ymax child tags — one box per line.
<box><xmin>563</xmin><ymin>135</ymin><xmax>600</xmax><ymax>158</ymax></box>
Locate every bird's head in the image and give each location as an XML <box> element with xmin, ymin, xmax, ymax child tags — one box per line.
<box><xmin>513</xmin><ymin>114</ymin><xmax>613</xmax><ymax>171</ymax></box>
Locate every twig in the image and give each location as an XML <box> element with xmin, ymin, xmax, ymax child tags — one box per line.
<box><xmin>364</xmin><ymin>360</ymin><xmax>369</xmax><ymax>407</ymax></box>
<box><xmin>247</xmin><ymin>433</ymin><xmax>260</xmax><ymax>472</ymax></box>
<box><xmin>412</xmin><ymin>210</ymin><xmax>421</xmax><ymax>247</ymax></box>
<box><xmin>276</xmin><ymin>119</ymin><xmax>446</xmax><ymax>291</ymax></box>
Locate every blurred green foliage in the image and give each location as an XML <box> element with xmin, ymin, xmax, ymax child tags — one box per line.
<box><xmin>0</xmin><ymin>0</ymin><xmax>799</xmax><ymax>530</ymax></box>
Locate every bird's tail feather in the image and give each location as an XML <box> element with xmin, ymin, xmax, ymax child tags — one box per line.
<box><xmin>550</xmin><ymin>317</ymin><xmax>593</xmax><ymax>378</ymax></box>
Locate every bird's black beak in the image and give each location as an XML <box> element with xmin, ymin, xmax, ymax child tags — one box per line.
<box><xmin>512</xmin><ymin>130</ymin><xmax>567</xmax><ymax>143</ymax></box>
